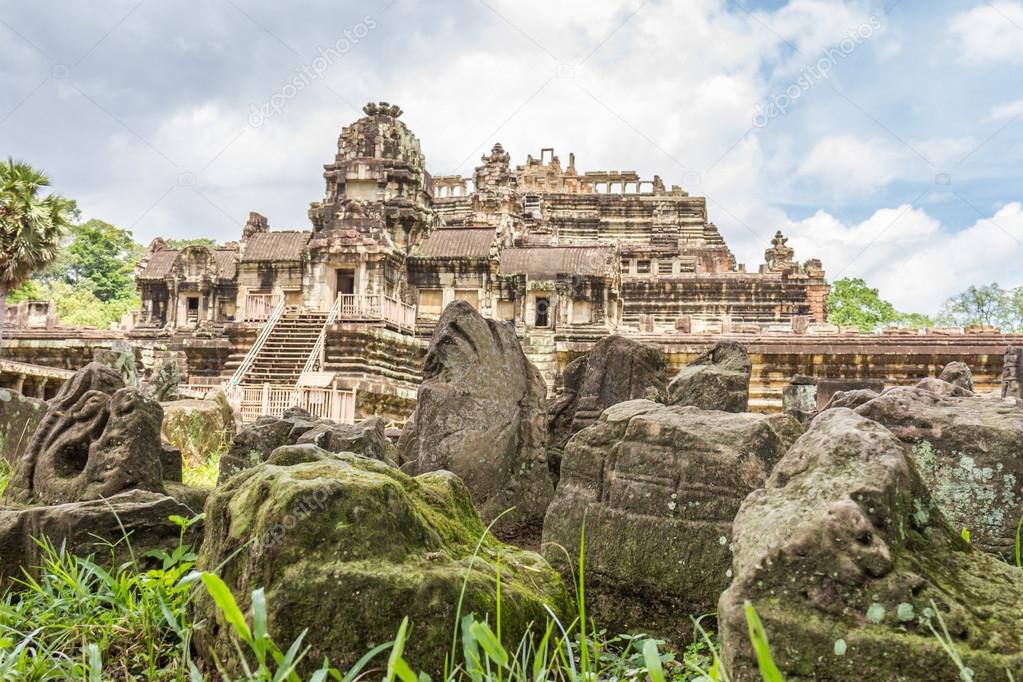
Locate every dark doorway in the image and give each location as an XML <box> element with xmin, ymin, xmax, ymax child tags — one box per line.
<box><xmin>186</xmin><ymin>296</ymin><xmax>200</xmax><ymax>324</ymax></box>
<box><xmin>535</xmin><ymin>297</ymin><xmax>550</xmax><ymax>327</ymax></box>
<box><xmin>336</xmin><ymin>269</ymin><xmax>356</xmax><ymax>295</ymax></box>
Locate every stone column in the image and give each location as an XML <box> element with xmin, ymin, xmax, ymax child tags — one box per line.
<box><xmin>35</xmin><ymin>377</ymin><xmax>47</xmax><ymax>400</ymax></box>
<box><xmin>13</xmin><ymin>374</ymin><xmax>25</xmax><ymax>395</ymax></box>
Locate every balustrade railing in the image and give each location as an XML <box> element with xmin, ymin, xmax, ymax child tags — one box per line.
<box><xmin>336</xmin><ymin>294</ymin><xmax>416</xmax><ymax>331</ymax></box>
<box><xmin>236</xmin><ymin>383</ymin><xmax>355</xmax><ymax>423</ymax></box>
<box><xmin>241</xmin><ymin>293</ymin><xmax>283</xmax><ymax>322</ymax></box>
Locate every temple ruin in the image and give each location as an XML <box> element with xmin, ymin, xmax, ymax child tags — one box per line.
<box><xmin>4</xmin><ymin>102</ymin><xmax>1022</xmax><ymax>420</ymax></box>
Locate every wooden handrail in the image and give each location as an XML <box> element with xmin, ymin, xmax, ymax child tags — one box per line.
<box><xmin>228</xmin><ymin>297</ymin><xmax>286</xmax><ymax>386</ymax></box>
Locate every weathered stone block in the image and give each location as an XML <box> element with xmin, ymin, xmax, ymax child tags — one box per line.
<box><xmin>543</xmin><ymin>399</ymin><xmax>801</xmax><ymax>641</ymax></box>
<box><xmin>194</xmin><ymin>448</ymin><xmax>568</xmax><ymax>677</ymax></box>
<box><xmin>720</xmin><ymin>408</ymin><xmax>1023</xmax><ymax>681</ymax></box>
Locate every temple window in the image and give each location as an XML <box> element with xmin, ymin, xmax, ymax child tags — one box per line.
<box><xmin>535</xmin><ymin>297</ymin><xmax>550</xmax><ymax>328</ymax></box>
<box><xmin>636</xmin><ymin>260</ymin><xmax>651</xmax><ymax>274</ymax></box>
<box><xmin>417</xmin><ymin>289</ymin><xmax>443</xmax><ymax>316</ymax></box>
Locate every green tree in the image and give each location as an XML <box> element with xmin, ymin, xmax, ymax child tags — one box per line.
<box><xmin>0</xmin><ymin>159</ymin><xmax>77</xmax><ymax>341</ymax></box>
<box><xmin>938</xmin><ymin>283</ymin><xmax>1023</xmax><ymax>332</ymax></box>
<box><xmin>165</xmin><ymin>237</ymin><xmax>216</xmax><ymax>250</ymax></box>
<box><xmin>63</xmin><ymin>219</ymin><xmax>143</xmax><ymax>301</ymax></box>
<box><xmin>826</xmin><ymin>277</ymin><xmax>932</xmax><ymax>332</ymax></box>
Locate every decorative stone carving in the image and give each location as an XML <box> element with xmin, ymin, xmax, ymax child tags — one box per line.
<box><xmin>6</xmin><ymin>362</ymin><xmax>169</xmax><ymax>505</ymax></box>
<box><xmin>720</xmin><ymin>408</ymin><xmax>1023</xmax><ymax>680</ymax></box>
<box><xmin>398</xmin><ymin>301</ymin><xmax>553</xmax><ymax>540</ymax></box>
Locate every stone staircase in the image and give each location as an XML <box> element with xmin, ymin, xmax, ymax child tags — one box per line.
<box><xmin>519</xmin><ymin>329</ymin><xmax>557</xmax><ymax>389</ymax></box>
<box><xmin>221</xmin><ymin>312</ymin><xmax>328</xmax><ymax>386</ymax></box>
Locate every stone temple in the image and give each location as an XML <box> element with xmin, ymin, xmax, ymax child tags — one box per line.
<box><xmin>4</xmin><ymin>102</ymin><xmax>1021</xmax><ymax>421</ymax></box>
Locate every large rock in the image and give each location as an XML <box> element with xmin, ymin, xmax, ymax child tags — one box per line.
<box><xmin>547</xmin><ymin>335</ymin><xmax>665</xmax><ymax>482</ymax></box>
<box><xmin>854</xmin><ymin>379</ymin><xmax>1023</xmax><ymax>558</ymax></box>
<box><xmin>938</xmin><ymin>361</ymin><xmax>973</xmax><ymax>392</ymax></box>
<box><xmin>6</xmin><ymin>362</ymin><xmax>171</xmax><ymax>505</ymax></box>
<box><xmin>719</xmin><ymin>408</ymin><xmax>1023</xmax><ymax>681</ymax></box>
<box><xmin>161</xmin><ymin>395</ymin><xmax>235</xmax><ymax>467</ymax></box>
<box><xmin>141</xmin><ymin>356</ymin><xmax>181</xmax><ymax>402</ymax></box>
<box><xmin>0</xmin><ymin>490</ymin><xmax>200</xmax><ymax>590</ymax></box>
<box><xmin>542</xmin><ymin>399</ymin><xmax>801</xmax><ymax>640</ymax></box>
<box><xmin>217</xmin><ymin>407</ymin><xmax>392</xmax><ymax>483</ymax></box>
<box><xmin>0</xmin><ymin>388</ymin><xmax>45</xmax><ymax>467</ymax></box>
<box><xmin>295</xmin><ymin>416</ymin><xmax>395</xmax><ymax>465</ymax></box>
<box><xmin>398</xmin><ymin>301</ymin><xmax>553</xmax><ymax>540</ymax></box>
<box><xmin>666</xmin><ymin>341</ymin><xmax>751</xmax><ymax>412</ymax></box>
<box><xmin>194</xmin><ymin>446</ymin><xmax>569</xmax><ymax>677</ymax></box>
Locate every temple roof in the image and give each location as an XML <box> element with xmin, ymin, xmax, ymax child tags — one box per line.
<box><xmin>138</xmin><ymin>249</ymin><xmax>180</xmax><ymax>279</ymax></box>
<box><xmin>414</xmin><ymin>227</ymin><xmax>497</xmax><ymax>259</ymax></box>
<box><xmin>213</xmin><ymin>250</ymin><xmax>237</xmax><ymax>279</ymax></box>
<box><xmin>499</xmin><ymin>245</ymin><xmax>615</xmax><ymax>278</ymax></box>
<box><xmin>241</xmin><ymin>231</ymin><xmax>311</xmax><ymax>262</ymax></box>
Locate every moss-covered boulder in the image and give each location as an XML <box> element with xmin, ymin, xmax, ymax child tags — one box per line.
<box><xmin>0</xmin><ymin>388</ymin><xmax>45</xmax><ymax>467</ymax></box>
<box><xmin>194</xmin><ymin>445</ymin><xmax>569</xmax><ymax>676</ymax></box>
<box><xmin>719</xmin><ymin>408</ymin><xmax>1023</xmax><ymax>681</ymax></box>
<box><xmin>542</xmin><ymin>399</ymin><xmax>801</xmax><ymax>642</ymax></box>
<box><xmin>855</xmin><ymin>379</ymin><xmax>1023</xmax><ymax>558</ymax></box>
<box><xmin>161</xmin><ymin>395</ymin><xmax>235</xmax><ymax>467</ymax></box>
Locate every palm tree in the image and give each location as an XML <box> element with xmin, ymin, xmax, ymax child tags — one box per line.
<box><xmin>0</xmin><ymin>159</ymin><xmax>77</xmax><ymax>343</ymax></box>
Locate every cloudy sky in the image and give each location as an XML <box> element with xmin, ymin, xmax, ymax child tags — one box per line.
<box><xmin>2</xmin><ymin>0</ymin><xmax>1022</xmax><ymax>314</ymax></box>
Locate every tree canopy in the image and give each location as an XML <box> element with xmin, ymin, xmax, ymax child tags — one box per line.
<box><xmin>0</xmin><ymin>159</ymin><xmax>78</xmax><ymax>339</ymax></box>
<box><xmin>826</xmin><ymin>278</ymin><xmax>933</xmax><ymax>332</ymax></box>
<box><xmin>938</xmin><ymin>283</ymin><xmax>1023</xmax><ymax>332</ymax></box>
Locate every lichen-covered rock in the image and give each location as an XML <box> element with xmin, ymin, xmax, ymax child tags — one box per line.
<box><xmin>0</xmin><ymin>388</ymin><xmax>45</xmax><ymax>467</ymax></box>
<box><xmin>855</xmin><ymin>383</ymin><xmax>1023</xmax><ymax>558</ymax></box>
<box><xmin>542</xmin><ymin>399</ymin><xmax>801</xmax><ymax>641</ymax></box>
<box><xmin>719</xmin><ymin>408</ymin><xmax>1023</xmax><ymax>681</ymax></box>
<box><xmin>547</xmin><ymin>335</ymin><xmax>665</xmax><ymax>482</ymax></box>
<box><xmin>161</xmin><ymin>396</ymin><xmax>235</xmax><ymax>466</ymax></box>
<box><xmin>6</xmin><ymin>363</ymin><xmax>168</xmax><ymax>505</ymax></box>
<box><xmin>938</xmin><ymin>360</ymin><xmax>973</xmax><ymax>392</ymax></box>
<box><xmin>194</xmin><ymin>446</ymin><xmax>569</xmax><ymax>676</ymax></box>
<box><xmin>666</xmin><ymin>341</ymin><xmax>751</xmax><ymax>412</ymax></box>
<box><xmin>0</xmin><ymin>490</ymin><xmax>201</xmax><ymax>591</ymax></box>
<box><xmin>217</xmin><ymin>408</ymin><xmax>392</xmax><ymax>483</ymax></box>
<box><xmin>398</xmin><ymin>301</ymin><xmax>553</xmax><ymax>539</ymax></box>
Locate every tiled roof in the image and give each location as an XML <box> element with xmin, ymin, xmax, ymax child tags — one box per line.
<box><xmin>138</xmin><ymin>249</ymin><xmax>180</xmax><ymax>279</ymax></box>
<box><xmin>213</xmin><ymin>249</ymin><xmax>238</xmax><ymax>279</ymax></box>
<box><xmin>241</xmin><ymin>231</ymin><xmax>311</xmax><ymax>262</ymax></box>
<box><xmin>499</xmin><ymin>245</ymin><xmax>615</xmax><ymax>278</ymax></box>
<box><xmin>415</xmin><ymin>227</ymin><xmax>497</xmax><ymax>259</ymax></box>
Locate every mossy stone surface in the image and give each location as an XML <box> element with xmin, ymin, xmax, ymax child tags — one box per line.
<box><xmin>194</xmin><ymin>446</ymin><xmax>569</xmax><ymax>676</ymax></box>
<box><xmin>161</xmin><ymin>397</ymin><xmax>234</xmax><ymax>467</ymax></box>
<box><xmin>543</xmin><ymin>399</ymin><xmax>799</xmax><ymax>642</ymax></box>
<box><xmin>720</xmin><ymin>408</ymin><xmax>1023</xmax><ymax>681</ymax></box>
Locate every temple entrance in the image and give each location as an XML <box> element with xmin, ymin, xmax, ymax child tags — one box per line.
<box><xmin>186</xmin><ymin>296</ymin><xmax>200</xmax><ymax>324</ymax></box>
<box><xmin>336</xmin><ymin>269</ymin><xmax>356</xmax><ymax>296</ymax></box>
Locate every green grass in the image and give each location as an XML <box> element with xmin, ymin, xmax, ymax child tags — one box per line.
<box><xmin>0</xmin><ymin>506</ymin><xmax>734</xmax><ymax>682</ymax></box>
<box><xmin>182</xmin><ymin>451</ymin><xmax>221</xmax><ymax>489</ymax></box>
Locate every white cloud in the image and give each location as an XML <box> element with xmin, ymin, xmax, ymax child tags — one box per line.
<box><xmin>985</xmin><ymin>98</ymin><xmax>1023</xmax><ymax>122</ymax></box>
<box><xmin>950</xmin><ymin>1</ymin><xmax>1023</xmax><ymax>65</ymax></box>
<box><xmin>785</xmin><ymin>202</ymin><xmax>1023</xmax><ymax>313</ymax></box>
<box><xmin>796</xmin><ymin>135</ymin><xmax>910</xmax><ymax>195</ymax></box>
